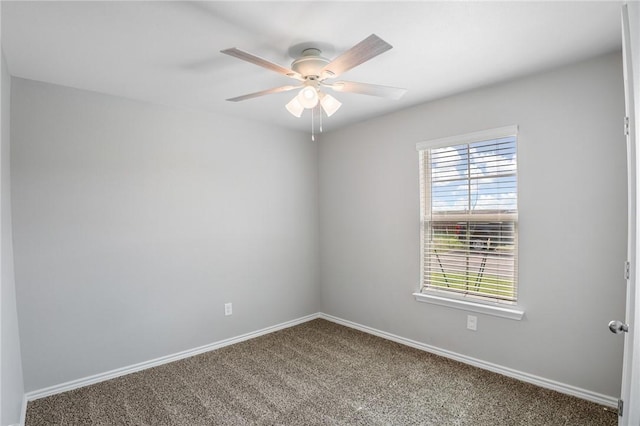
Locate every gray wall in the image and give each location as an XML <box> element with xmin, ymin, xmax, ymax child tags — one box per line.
<box><xmin>319</xmin><ymin>51</ymin><xmax>627</xmax><ymax>398</ymax></box>
<box><xmin>1</xmin><ymin>49</ymin><xmax>24</xmax><ymax>424</ymax></box>
<box><xmin>11</xmin><ymin>78</ymin><xmax>319</xmax><ymax>392</ymax></box>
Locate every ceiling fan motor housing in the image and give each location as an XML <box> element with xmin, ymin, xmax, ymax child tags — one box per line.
<box><xmin>291</xmin><ymin>48</ymin><xmax>330</xmax><ymax>79</ymax></box>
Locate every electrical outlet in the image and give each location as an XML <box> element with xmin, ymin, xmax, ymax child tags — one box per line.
<box><xmin>224</xmin><ymin>303</ymin><xmax>232</xmax><ymax>316</ymax></box>
<box><xmin>467</xmin><ymin>315</ymin><xmax>477</xmax><ymax>331</ymax></box>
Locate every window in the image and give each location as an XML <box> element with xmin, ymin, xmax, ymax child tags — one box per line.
<box><xmin>416</xmin><ymin>126</ymin><xmax>519</xmax><ymax>310</ymax></box>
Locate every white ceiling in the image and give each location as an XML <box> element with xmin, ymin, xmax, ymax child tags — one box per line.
<box><xmin>1</xmin><ymin>1</ymin><xmax>623</xmax><ymax>134</ymax></box>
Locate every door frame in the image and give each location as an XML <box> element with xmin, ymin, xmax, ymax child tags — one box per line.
<box><xmin>621</xmin><ymin>3</ymin><xmax>639</xmax><ymax>425</ymax></box>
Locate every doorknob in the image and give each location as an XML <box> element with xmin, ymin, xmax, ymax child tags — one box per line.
<box><xmin>608</xmin><ymin>320</ymin><xmax>629</xmax><ymax>334</ymax></box>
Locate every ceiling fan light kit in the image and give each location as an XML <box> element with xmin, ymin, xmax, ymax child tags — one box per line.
<box><xmin>284</xmin><ymin>83</ymin><xmax>341</xmax><ymax>123</ymax></box>
<box><xmin>221</xmin><ymin>34</ymin><xmax>407</xmax><ymax>138</ymax></box>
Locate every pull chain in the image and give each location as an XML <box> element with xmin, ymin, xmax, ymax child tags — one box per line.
<box><xmin>319</xmin><ymin>106</ymin><xmax>323</xmax><ymax>133</ymax></box>
<box><xmin>311</xmin><ymin>106</ymin><xmax>315</xmax><ymax>141</ymax></box>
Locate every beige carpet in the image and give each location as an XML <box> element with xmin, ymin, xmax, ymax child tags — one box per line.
<box><xmin>26</xmin><ymin>319</ymin><xmax>617</xmax><ymax>425</ymax></box>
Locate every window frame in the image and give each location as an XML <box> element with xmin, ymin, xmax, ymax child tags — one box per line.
<box><xmin>414</xmin><ymin>126</ymin><xmax>524</xmax><ymax>320</ymax></box>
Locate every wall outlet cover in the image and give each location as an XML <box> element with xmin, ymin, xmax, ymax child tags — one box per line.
<box><xmin>467</xmin><ymin>315</ymin><xmax>477</xmax><ymax>331</ymax></box>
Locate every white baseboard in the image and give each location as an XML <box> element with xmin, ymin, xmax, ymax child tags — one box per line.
<box><xmin>22</xmin><ymin>311</ymin><xmax>617</xmax><ymax>414</ymax></box>
<box><xmin>319</xmin><ymin>313</ymin><xmax>618</xmax><ymax>408</ymax></box>
<box><xmin>25</xmin><ymin>313</ymin><xmax>321</xmax><ymax>402</ymax></box>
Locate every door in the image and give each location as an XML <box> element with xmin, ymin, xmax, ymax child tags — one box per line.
<box><xmin>619</xmin><ymin>3</ymin><xmax>639</xmax><ymax>425</ymax></box>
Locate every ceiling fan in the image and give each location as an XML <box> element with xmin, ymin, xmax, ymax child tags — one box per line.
<box><xmin>221</xmin><ymin>34</ymin><xmax>407</xmax><ymax>124</ymax></box>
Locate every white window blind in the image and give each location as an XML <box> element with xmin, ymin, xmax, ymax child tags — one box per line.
<box><xmin>418</xmin><ymin>127</ymin><xmax>518</xmax><ymax>303</ymax></box>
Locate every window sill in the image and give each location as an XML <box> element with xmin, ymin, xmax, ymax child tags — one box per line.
<box><xmin>413</xmin><ymin>292</ymin><xmax>525</xmax><ymax>320</ymax></box>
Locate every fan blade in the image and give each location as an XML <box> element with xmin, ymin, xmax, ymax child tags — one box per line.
<box><xmin>226</xmin><ymin>85</ymin><xmax>300</xmax><ymax>102</ymax></box>
<box><xmin>327</xmin><ymin>81</ymin><xmax>407</xmax><ymax>100</ymax></box>
<box><xmin>321</xmin><ymin>34</ymin><xmax>392</xmax><ymax>78</ymax></box>
<box><xmin>221</xmin><ymin>48</ymin><xmax>302</xmax><ymax>80</ymax></box>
